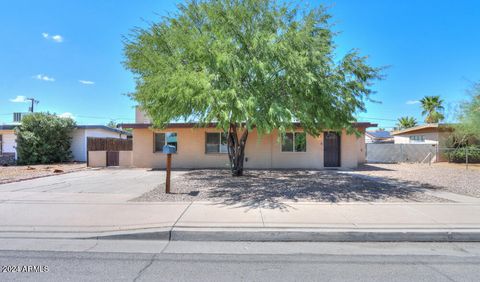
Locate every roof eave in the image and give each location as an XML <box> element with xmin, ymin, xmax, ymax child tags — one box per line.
<box><xmin>118</xmin><ymin>122</ymin><xmax>378</xmax><ymax>130</ymax></box>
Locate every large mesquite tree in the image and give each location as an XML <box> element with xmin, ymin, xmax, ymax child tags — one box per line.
<box><xmin>124</xmin><ymin>0</ymin><xmax>381</xmax><ymax>176</ymax></box>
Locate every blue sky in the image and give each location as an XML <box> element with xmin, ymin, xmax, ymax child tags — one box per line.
<box><xmin>0</xmin><ymin>0</ymin><xmax>479</xmax><ymax>130</ymax></box>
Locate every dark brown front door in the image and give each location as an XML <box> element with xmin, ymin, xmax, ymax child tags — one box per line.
<box><xmin>106</xmin><ymin>151</ymin><xmax>119</xmax><ymax>166</ymax></box>
<box><xmin>324</xmin><ymin>132</ymin><xmax>340</xmax><ymax>167</ymax></box>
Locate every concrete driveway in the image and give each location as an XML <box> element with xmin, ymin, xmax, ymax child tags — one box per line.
<box><xmin>0</xmin><ymin>168</ymin><xmax>185</xmax><ymax>203</ymax></box>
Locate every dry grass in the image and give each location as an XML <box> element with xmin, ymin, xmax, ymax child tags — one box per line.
<box><xmin>0</xmin><ymin>163</ymin><xmax>86</xmax><ymax>184</ymax></box>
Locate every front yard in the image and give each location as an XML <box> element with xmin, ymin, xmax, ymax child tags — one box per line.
<box><xmin>132</xmin><ymin>163</ymin><xmax>480</xmax><ymax>207</ymax></box>
<box><xmin>0</xmin><ymin>163</ymin><xmax>86</xmax><ymax>184</ymax></box>
<box><xmin>353</xmin><ymin>163</ymin><xmax>480</xmax><ymax>198</ymax></box>
<box><xmin>132</xmin><ymin>168</ymin><xmax>450</xmax><ymax>206</ymax></box>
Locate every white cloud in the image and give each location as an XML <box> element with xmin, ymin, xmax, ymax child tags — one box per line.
<box><xmin>406</xmin><ymin>100</ymin><xmax>420</xmax><ymax>105</ymax></box>
<box><xmin>51</xmin><ymin>35</ymin><xmax>63</xmax><ymax>43</ymax></box>
<box><xmin>10</xmin><ymin>95</ymin><xmax>28</xmax><ymax>103</ymax></box>
<box><xmin>34</xmin><ymin>74</ymin><xmax>55</xmax><ymax>82</ymax></box>
<box><xmin>58</xmin><ymin>112</ymin><xmax>75</xmax><ymax>119</ymax></box>
<box><xmin>42</xmin><ymin>32</ymin><xmax>63</xmax><ymax>43</ymax></box>
<box><xmin>79</xmin><ymin>80</ymin><xmax>95</xmax><ymax>85</ymax></box>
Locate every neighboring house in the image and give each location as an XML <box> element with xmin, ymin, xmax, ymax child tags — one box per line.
<box><xmin>392</xmin><ymin>124</ymin><xmax>453</xmax><ymax>145</ymax></box>
<box><xmin>0</xmin><ymin>125</ymin><xmax>17</xmax><ymax>165</ymax></box>
<box><xmin>365</xmin><ymin>130</ymin><xmax>393</xmax><ymax>143</ymax></box>
<box><xmin>0</xmin><ymin>124</ymin><xmax>130</xmax><ymax>164</ymax></box>
<box><xmin>117</xmin><ymin>108</ymin><xmax>376</xmax><ymax>169</ymax></box>
<box><xmin>71</xmin><ymin>126</ymin><xmax>131</xmax><ymax>162</ymax></box>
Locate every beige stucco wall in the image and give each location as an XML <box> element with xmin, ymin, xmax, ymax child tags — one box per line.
<box><xmin>394</xmin><ymin>132</ymin><xmax>439</xmax><ymax>144</ymax></box>
<box><xmin>131</xmin><ymin>127</ymin><xmax>363</xmax><ymax>169</ymax></box>
<box><xmin>356</xmin><ymin>129</ymin><xmax>366</xmax><ymax>165</ymax></box>
<box><xmin>119</xmin><ymin>151</ymin><xmax>133</xmax><ymax>167</ymax></box>
<box><xmin>135</xmin><ymin>107</ymin><xmax>151</xmax><ymax>124</ymax></box>
<box><xmin>88</xmin><ymin>151</ymin><xmax>106</xmax><ymax>167</ymax></box>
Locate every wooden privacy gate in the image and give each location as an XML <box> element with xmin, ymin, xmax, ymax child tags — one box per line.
<box><xmin>87</xmin><ymin>137</ymin><xmax>132</xmax><ymax>167</ymax></box>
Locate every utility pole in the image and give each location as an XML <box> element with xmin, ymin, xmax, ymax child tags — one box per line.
<box><xmin>26</xmin><ymin>98</ymin><xmax>39</xmax><ymax>112</ymax></box>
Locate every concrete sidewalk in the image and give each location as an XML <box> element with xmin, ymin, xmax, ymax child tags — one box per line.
<box><xmin>1</xmin><ymin>201</ymin><xmax>480</xmax><ymax>241</ymax></box>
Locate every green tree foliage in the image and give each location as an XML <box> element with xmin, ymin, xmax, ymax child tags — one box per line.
<box><xmin>396</xmin><ymin>116</ymin><xmax>418</xmax><ymax>130</ymax></box>
<box><xmin>420</xmin><ymin>95</ymin><xmax>445</xmax><ymax>123</ymax></box>
<box><xmin>451</xmin><ymin>83</ymin><xmax>480</xmax><ymax>146</ymax></box>
<box><xmin>123</xmin><ymin>0</ymin><xmax>381</xmax><ymax>176</ymax></box>
<box><xmin>16</xmin><ymin>113</ymin><xmax>76</xmax><ymax>165</ymax></box>
<box><xmin>106</xmin><ymin>120</ymin><xmax>117</xmax><ymax>128</ymax></box>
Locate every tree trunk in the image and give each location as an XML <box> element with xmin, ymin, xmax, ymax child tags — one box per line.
<box><xmin>227</xmin><ymin>123</ymin><xmax>249</xmax><ymax>177</ymax></box>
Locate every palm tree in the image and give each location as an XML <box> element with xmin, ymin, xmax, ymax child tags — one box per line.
<box><xmin>397</xmin><ymin>116</ymin><xmax>418</xmax><ymax>130</ymax></box>
<box><xmin>420</xmin><ymin>96</ymin><xmax>445</xmax><ymax>123</ymax></box>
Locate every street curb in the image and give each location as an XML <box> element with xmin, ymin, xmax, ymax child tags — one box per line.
<box><xmin>169</xmin><ymin>228</ymin><xmax>480</xmax><ymax>242</ymax></box>
<box><xmin>86</xmin><ymin>227</ymin><xmax>480</xmax><ymax>242</ymax></box>
<box><xmin>3</xmin><ymin>228</ymin><xmax>480</xmax><ymax>242</ymax></box>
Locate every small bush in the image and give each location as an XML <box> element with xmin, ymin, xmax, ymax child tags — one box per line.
<box><xmin>447</xmin><ymin>146</ymin><xmax>480</xmax><ymax>163</ymax></box>
<box><xmin>16</xmin><ymin>113</ymin><xmax>76</xmax><ymax>165</ymax></box>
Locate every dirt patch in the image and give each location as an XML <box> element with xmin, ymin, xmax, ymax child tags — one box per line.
<box><xmin>353</xmin><ymin>163</ymin><xmax>480</xmax><ymax>198</ymax></box>
<box><xmin>131</xmin><ymin>169</ymin><xmax>448</xmax><ymax>207</ymax></box>
<box><xmin>0</xmin><ymin>163</ymin><xmax>86</xmax><ymax>184</ymax></box>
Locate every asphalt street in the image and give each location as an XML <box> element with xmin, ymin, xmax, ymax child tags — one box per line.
<box><xmin>1</xmin><ymin>240</ymin><xmax>480</xmax><ymax>281</ymax></box>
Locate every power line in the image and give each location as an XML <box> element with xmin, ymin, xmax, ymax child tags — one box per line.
<box><xmin>355</xmin><ymin>116</ymin><xmax>398</xmax><ymax>122</ymax></box>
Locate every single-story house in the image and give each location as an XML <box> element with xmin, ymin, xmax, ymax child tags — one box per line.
<box><xmin>71</xmin><ymin>125</ymin><xmax>131</xmax><ymax>162</ymax></box>
<box><xmin>392</xmin><ymin>124</ymin><xmax>453</xmax><ymax>145</ymax></box>
<box><xmin>0</xmin><ymin>124</ymin><xmax>130</xmax><ymax>164</ymax></box>
<box><xmin>116</xmin><ymin>108</ymin><xmax>376</xmax><ymax>170</ymax></box>
<box><xmin>0</xmin><ymin>125</ymin><xmax>17</xmax><ymax>165</ymax></box>
<box><xmin>365</xmin><ymin>130</ymin><xmax>393</xmax><ymax>144</ymax></box>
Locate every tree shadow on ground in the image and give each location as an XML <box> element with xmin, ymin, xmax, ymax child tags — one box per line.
<box><xmin>355</xmin><ymin>164</ymin><xmax>396</xmax><ymax>171</ymax></box>
<box><xmin>178</xmin><ymin>169</ymin><xmax>444</xmax><ymax>210</ymax></box>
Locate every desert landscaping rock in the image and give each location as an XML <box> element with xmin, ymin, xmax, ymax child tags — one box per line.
<box><xmin>0</xmin><ymin>163</ymin><xmax>86</xmax><ymax>184</ymax></box>
<box><xmin>352</xmin><ymin>163</ymin><xmax>480</xmax><ymax>198</ymax></box>
<box><xmin>131</xmin><ymin>169</ymin><xmax>449</xmax><ymax>205</ymax></box>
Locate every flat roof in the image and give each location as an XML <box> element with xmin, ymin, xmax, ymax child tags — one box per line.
<box><xmin>76</xmin><ymin>125</ymin><xmax>131</xmax><ymax>136</ymax></box>
<box><xmin>392</xmin><ymin>123</ymin><xmax>452</xmax><ymax>136</ymax></box>
<box><xmin>119</xmin><ymin>122</ymin><xmax>377</xmax><ymax>130</ymax></box>
<box><xmin>366</xmin><ymin>130</ymin><xmax>392</xmax><ymax>139</ymax></box>
<box><xmin>0</xmin><ymin>124</ymin><xmax>132</xmax><ymax>136</ymax></box>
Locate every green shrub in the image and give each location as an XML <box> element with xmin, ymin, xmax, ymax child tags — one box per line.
<box><xmin>447</xmin><ymin>146</ymin><xmax>480</xmax><ymax>163</ymax></box>
<box><xmin>16</xmin><ymin>113</ymin><xmax>76</xmax><ymax>165</ymax></box>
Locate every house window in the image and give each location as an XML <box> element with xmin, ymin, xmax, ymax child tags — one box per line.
<box><xmin>281</xmin><ymin>132</ymin><xmax>307</xmax><ymax>152</ymax></box>
<box><xmin>154</xmin><ymin>132</ymin><xmax>177</xmax><ymax>152</ymax></box>
<box><xmin>409</xmin><ymin>135</ymin><xmax>425</xmax><ymax>143</ymax></box>
<box><xmin>205</xmin><ymin>132</ymin><xmax>228</xmax><ymax>153</ymax></box>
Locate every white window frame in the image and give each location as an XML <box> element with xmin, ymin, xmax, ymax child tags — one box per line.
<box><xmin>281</xmin><ymin>132</ymin><xmax>307</xmax><ymax>152</ymax></box>
<box><xmin>205</xmin><ymin>132</ymin><xmax>228</xmax><ymax>154</ymax></box>
<box><xmin>409</xmin><ymin>135</ymin><xmax>425</xmax><ymax>143</ymax></box>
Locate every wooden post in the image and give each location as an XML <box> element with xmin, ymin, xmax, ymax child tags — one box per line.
<box><xmin>166</xmin><ymin>153</ymin><xmax>172</xmax><ymax>193</ymax></box>
<box><xmin>466</xmin><ymin>147</ymin><xmax>469</xmax><ymax>170</ymax></box>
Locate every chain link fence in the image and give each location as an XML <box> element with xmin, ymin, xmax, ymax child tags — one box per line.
<box><xmin>437</xmin><ymin>147</ymin><xmax>480</xmax><ymax>169</ymax></box>
<box><xmin>366</xmin><ymin>144</ymin><xmax>480</xmax><ymax>169</ymax></box>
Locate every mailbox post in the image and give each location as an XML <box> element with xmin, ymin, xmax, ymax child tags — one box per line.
<box><xmin>162</xmin><ymin>145</ymin><xmax>176</xmax><ymax>193</ymax></box>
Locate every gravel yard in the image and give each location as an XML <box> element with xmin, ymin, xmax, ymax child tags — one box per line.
<box><xmin>0</xmin><ymin>163</ymin><xmax>86</xmax><ymax>184</ymax></box>
<box><xmin>131</xmin><ymin>169</ymin><xmax>448</xmax><ymax>207</ymax></box>
<box><xmin>352</xmin><ymin>163</ymin><xmax>480</xmax><ymax>198</ymax></box>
